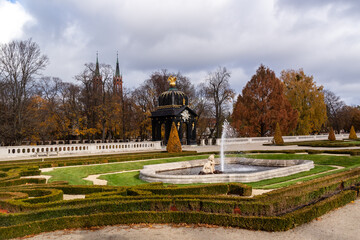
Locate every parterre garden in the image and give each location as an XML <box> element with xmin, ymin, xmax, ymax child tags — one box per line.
<box><xmin>1</xmin><ymin>149</ymin><xmax>360</xmax><ymax>239</ymax></box>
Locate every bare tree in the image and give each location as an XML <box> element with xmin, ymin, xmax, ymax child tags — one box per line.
<box><xmin>132</xmin><ymin>69</ymin><xmax>195</xmax><ymax>141</ymax></box>
<box><xmin>0</xmin><ymin>39</ymin><xmax>48</xmax><ymax>145</ymax></box>
<box><xmin>324</xmin><ymin>89</ymin><xmax>346</xmax><ymax>133</ymax></box>
<box><xmin>76</xmin><ymin>63</ymin><xmax>115</xmax><ymax>142</ymax></box>
<box><xmin>202</xmin><ymin>67</ymin><xmax>235</xmax><ymax>138</ymax></box>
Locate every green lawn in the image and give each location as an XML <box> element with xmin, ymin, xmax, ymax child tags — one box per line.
<box><xmin>99</xmin><ymin>171</ymin><xmax>147</xmax><ymax>186</ymax></box>
<box><xmin>284</xmin><ymin>139</ymin><xmax>360</xmax><ymax>147</ymax></box>
<box><xmin>43</xmin><ymin>153</ymin><xmax>360</xmax><ymax>188</ymax></box>
<box><xmin>43</xmin><ymin>155</ymin><xmax>209</xmax><ymax>185</ymax></box>
<box><xmin>246</xmin><ymin>165</ymin><xmax>335</xmax><ymax>188</ymax></box>
<box><xmin>246</xmin><ymin>153</ymin><xmax>360</xmax><ymax>167</ymax></box>
<box><xmin>101</xmin><ymin>164</ymin><xmax>337</xmax><ymax>188</ymax></box>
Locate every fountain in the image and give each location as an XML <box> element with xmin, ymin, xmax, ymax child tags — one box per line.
<box><xmin>220</xmin><ymin>120</ymin><xmax>231</xmax><ymax>171</ymax></box>
<box><xmin>139</xmin><ymin>121</ymin><xmax>315</xmax><ymax>184</ymax></box>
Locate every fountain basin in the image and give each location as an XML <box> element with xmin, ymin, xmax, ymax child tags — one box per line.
<box><xmin>139</xmin><ymin>158</ymin><xmax>314</xmax><ymax>184</ymax></box>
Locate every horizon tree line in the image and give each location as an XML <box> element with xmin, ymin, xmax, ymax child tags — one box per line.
<box><xmin>0</xmin><ymin>39</ymin><xmax>359</xmax><ymax>146</ymax></box>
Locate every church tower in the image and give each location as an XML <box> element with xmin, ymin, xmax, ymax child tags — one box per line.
<box><xmin>92</xmin><ymin>52</ymin><xmax>102</xmax><ymax>94</ymax></box>
<box><xmin>113</xmin><ymin>52</ymin><xmax>123</xmax><ymax>96</ymax></box>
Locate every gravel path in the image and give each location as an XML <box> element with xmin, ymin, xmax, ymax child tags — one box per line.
<box><xmin>21</xmin><ymin>199</ymin><xmax>360</xmax><ymax>240</ymax></box>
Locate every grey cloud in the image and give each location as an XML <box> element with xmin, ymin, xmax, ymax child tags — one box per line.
<box><xmin>13</xmin><ymin>0</ymin><xmax>360</xmax><ymax>105</ymax></box>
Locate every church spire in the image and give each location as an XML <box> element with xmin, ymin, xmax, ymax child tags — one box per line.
<box><xmin>113</xmin><ymin>52</ymin><xmax>123</xmax><ymax>96</ymax></box>
<box><xmin>95</xmin><ymin>51</ymin><xmax>100</xmax><ymax>76</ymax></box>
<box><xmin>115</xmin><ymin>51</ymin><xmax>121</xmax><ymax>77</ymax></box>
<box><xmin>92</xmin><ymin>52</ymin><xmax>102</xmax><ymax>94</ymax></box>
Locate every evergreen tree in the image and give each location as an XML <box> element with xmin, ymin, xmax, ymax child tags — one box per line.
<box><xmin>273</xmin><ymin>122</ymin><xmax>284</xmax><ymax>145</ymax></box>
<box><xmin>166</xmin><ymin>122</ymin><xmax>182</xmax><ymax>153</ymax></box>
<box><xmin>349</xmin><ymin>125</ymin><xmax>358</xmax><ymax>140</ymax></box>
<box><xmin>328</xmin><ymin>127</ymin><xmax>336</xmax><ymax>141</ymax></box>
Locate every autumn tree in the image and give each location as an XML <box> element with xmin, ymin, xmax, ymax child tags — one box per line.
<box><xmin>232</xmin><ymin>65</ymin><xmax>298</xmax><ymax>137</ymax></box>
<box><xmin>76</xmin><ymin>63</ymin><xmax>100</xmax><ymax>141</ymax></box>
<box><xmin>281</xmin><ymin>69</ymin><xmax>327</xmax><ymax>135</ymax></box>
<box><xmin>0</xmin><ymin>39</ymin><xmax>49</xmax><ymax>145</ymax></box>
<box><xmin>57</xmin><ymin>81</ymin><xmax>82</xmax><ymax>141</ymax></box>
<box><xmin>29</xmin><ymin>77</ymin><xmax>64</xmax><ymax>143</ymax></box>
<box><xmin>200</xmin><ymin>66</ymin><xmax>235</xmax><ymax>138</ymax></box>
<box><xmin>76</xmin><ymin>62</ymin><xmax>116</xmax><ymax>142</ymax></box>
<box><xmin>131</xmin><ymin>88</ymin><xmax>152</xmax><ymax>140</ymax></box>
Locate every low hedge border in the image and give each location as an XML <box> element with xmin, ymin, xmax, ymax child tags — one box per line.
<box><xmin>0</xmin><ymin>178</ymin><xmax>46</xmax><ymax>187</ymax></box>
<box><xmin>0</xmin><ymin>151</ymin><xmax>199</xmax><ymax>170</ymax></box>
<box><xmin>134</xmin><ymin>183</ymin><xmax>252</xmax><ymax>196</ymax></box>
<box><xmin>2</xmin><ymin>166</ymin><xmax>359</xmax><ymax>215</ymax></box>
<box><xmin>0</xmin><ymin>190</ymin><xmax>355</xmax><ymax>239</ymax></box>
<box><xmin>1</xmin><ymin>172</ymin><xmax>355</xmax><ymax>217</ymax></box>
<box><xmin>286</xmin><ymin>190</ymin><xmax>356</xmax><ymax>227</ymax></box>
<box><xmin>0</xmin><ymin>183</ymin><xmax>253</xmax><ymax>212</ymax></box>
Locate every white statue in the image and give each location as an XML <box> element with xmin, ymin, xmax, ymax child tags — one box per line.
<box><xmin>202</xmin><ymin>154</ymin><xmax>216</xmax><ymax>174</ymax></box>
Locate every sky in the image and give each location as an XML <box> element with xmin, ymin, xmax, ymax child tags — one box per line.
<box><xmin>1</xmin><ymin>0</ymin><xmax>360</xmax><ymax>105</ymax></box>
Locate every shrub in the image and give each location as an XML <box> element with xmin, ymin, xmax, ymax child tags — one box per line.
<box><xmin>349</xmin><ymin>126</ymin><xmax>358</xmax><ymax>140</ymax></box>
<box><xmin>328</xmin><ymin>127</ymin><xmax>336</xmax><ymax>141</ymax></box>
<box><xmin>166</xmin><ymin>122</ymin><xmax>182</xmax><ymax>153</ymax></box>
<box><xmin>273</xmin><ymin>122</ymin><xmax>284</xmax><ymax>145</ymax></box>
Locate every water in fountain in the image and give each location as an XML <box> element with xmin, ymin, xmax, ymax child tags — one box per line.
<box><xmin>220</xmin><ymin>120</ymin><xmax>230</xmax><ymax>171</ymax></box>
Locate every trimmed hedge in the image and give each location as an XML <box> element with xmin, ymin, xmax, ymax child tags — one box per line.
<box><xmin>0</xmin><ymin>178</ymin><xmax>46</xmax><ymax>187</ymax></box>
<box><xmin>0</xmin><ymin>151</ymin><xmax>199</xmax><ymax>170</ymax></box>
<box><xmin>287</xmin><ymin>190</ymin><xmax>356</xmax><ymax>227</ymax></box>
<box><xmin>1</xmin><ymin>151</ymin><xmax>360</xmax><ymax>238</ymax></box>
<box><xmin>0</xmin><ymin>190</ymin><xmax>356</xmax><ymax>239</ymax></box>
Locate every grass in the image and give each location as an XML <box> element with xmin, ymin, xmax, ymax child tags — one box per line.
<box><xmin>43</xmin><ymin>153</ymin><xmax>360</xmax><ymax>188</ymax></box>
<box><xmin>284</xmin><ymin>139</ymin><xmax>360</xmax><ymax>147</ymax></box>
<box><xmin>43</xmin><ymin>155</ymin><xmax>209</xmax><ymax>185</ymax></box>
<box><xmin>246</xmin><ymin>154</ymin><xmax>360</xmax><ymax>167</ymax></box>
<box><xmin>99</xmin><ymin>171</ymin><xmax>146</xmax><ymax>186</ymax></box>
<box><xmin>246</xmin><ymin>165</ymin><xmax>335</xmax><ymax>188</ymax></box>
<box><xmin>245</xmin><ymin>154</ymin><xmax>360</xmax><ymax>189</ymax></box>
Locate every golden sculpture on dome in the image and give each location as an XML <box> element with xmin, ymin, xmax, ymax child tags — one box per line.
<box><xmin>168</xmin><ymin>75</ymin><xmax>177</xmax><ymax>87</ymax></box>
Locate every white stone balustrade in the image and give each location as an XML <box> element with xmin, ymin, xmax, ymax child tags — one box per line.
<box><xmin>214</xmin><ymin>134</ymin><xmax>349</xmax><ymax>146</ymax></box>
<box><xmin>0</xmin><ymin>141</ymin><xmax>162</xmax><ymax>160</ymax></box>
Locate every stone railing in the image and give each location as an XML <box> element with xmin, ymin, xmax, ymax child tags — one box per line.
<box><xmin>199</xmin><ymin>134</ymin><xmax>349</xmax><ymax>146</ymax></box>
<box><xmin>0</xmin><ymin>141</ymin><xmax>162</xmax><ymax>160</ymax></box>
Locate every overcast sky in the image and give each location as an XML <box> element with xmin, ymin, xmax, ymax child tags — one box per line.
<box><xmin>1</xmin><ymin>0</ymin><xmax>360</xmax><ymax>104</ymax></box>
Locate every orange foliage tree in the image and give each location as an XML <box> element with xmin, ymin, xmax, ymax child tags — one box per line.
<box><xmin>328</xmin><ymin>127</ymin><xmax>336</xmax><ymax>141</ymax></box>
<box><xmin>232</xmin><ymin>65</ymin><xmax>298</xmax><ymax>137</ymax></box>
<box><xmin>166</xmin><ymin>122</ymin><xmax>182</xmax><ymax>153</ymax></box>
<box><xmin>349</xmin><ymin>126</ymin><xmax>357</xmax><ymax>139</ymax></box>
<box><xmin>273</xmin><ymin>122</ymin><xmax>284</xmax><ymax>145</ymax></box>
